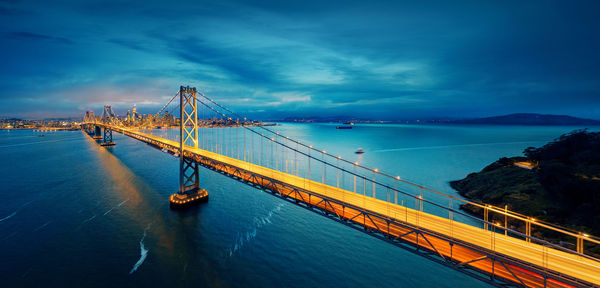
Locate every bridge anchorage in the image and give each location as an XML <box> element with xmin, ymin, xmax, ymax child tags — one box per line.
<box><xmin>169</xmin><ymin>86</ymin><xmax>208</xmax><ymax>208</ymax></box>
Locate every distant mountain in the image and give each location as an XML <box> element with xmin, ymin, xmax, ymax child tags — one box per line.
<box><xmin>278</xmin><ymin>115</ymin><xmax>359</xmax><ymax>122</ymax></box>
<box><xmin>453</xmin><ymin>113</ymin><xmax>600</xmax><ymax>126</ymax></box>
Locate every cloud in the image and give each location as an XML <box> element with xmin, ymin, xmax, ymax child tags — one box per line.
<box><xmin>107</xmin><ymin>38</ymin><xmax>151</xmax><ymax>52</ymax></box>
<box><xmin>0</xmin><ymin>0</ymin><xmax>599</xmax><ymax>119</ymax></box>
<box><xmin>7</xmin><ymin>31</ymin><xmax>73</xmax><ymax>44</ymax></box>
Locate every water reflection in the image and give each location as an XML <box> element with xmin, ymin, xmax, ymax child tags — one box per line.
<box><xmin>85</xmin><ymin>134</ymin><xmax>224</xmax><ymax>285</ymax></box>
<box><xmin>86</xmin><ymin>137</ymin><xmax>180</xmax><ymax>258</ymax></box>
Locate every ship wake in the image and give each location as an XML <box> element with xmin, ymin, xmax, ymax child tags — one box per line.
<box><xmin>227</xmin><ymin>203</ymin><xmax>285</xmax><ymax>257</ymax></box>
<box><xmin>129</xmin><ymin>223</ymin><xmax>151</xmax><ymax>274</ymax></box>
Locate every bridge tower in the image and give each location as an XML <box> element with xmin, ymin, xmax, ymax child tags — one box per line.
<box><xmin>84</xmin><ymin>110</ymin><xmax>96</xmax><ymax>135</ymax></box>
<box><xmin>169</xmin><ymin>86</ymin><xmax>208</xmax><ymax>208</ymax></box>
<box><xmin>100</xmin><ymin>105</ymin><xmax>116</xmax><ymax>146</ymax></box>
<box><xmin>83</xmin><ymin>110</ymin><xmax>102</xmax><ymax>140</ymax></box>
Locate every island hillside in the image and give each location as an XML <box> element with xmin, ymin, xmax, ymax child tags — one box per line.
<box><xmin>450</xmin><ymin>130</ymin><xmax>600</xmax><ymax>253</ymax></box>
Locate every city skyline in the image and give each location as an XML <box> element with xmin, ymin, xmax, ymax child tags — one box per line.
<box><xmin>1</xmin><ymin>0</ymin><xmax>600</xmax><ymax>120</ymax></box>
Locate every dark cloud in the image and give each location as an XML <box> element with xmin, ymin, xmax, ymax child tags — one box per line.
<box><xmin>7</xmin><ymin>31</ymin><xmax>73</xmax><ymax>44</ymax></box>
<box><xmin>0</xmin><ymin>0</ymin><xmax>599</xmax><ymax>119</ymax></box>
<box><xmin>108</xmin><ymin>38</ymin><xmax>151</xmax><ymax>52</ymax></box>
<box><xmin>160</xmin><ymin>35</ymin><xmax>278</xmax><ymax>85</ymax></box>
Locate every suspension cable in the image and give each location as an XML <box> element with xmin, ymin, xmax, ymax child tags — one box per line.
<box><xmin>156</xmin><ymin>91</ymin><xmax>179</xmax><ymax>116</ymax></box>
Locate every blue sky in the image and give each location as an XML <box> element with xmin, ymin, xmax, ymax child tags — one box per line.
<box><xmin>1</xmin><ymin>0</ymin><xmax>599</xmax><ymax>120</ymax></box>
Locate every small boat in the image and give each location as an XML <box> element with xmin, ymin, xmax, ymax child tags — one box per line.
<box><xmin>336</xmin><ymin>126</ymin><xmax>352</xmax><ymax>129</ymax></box>
<box><xmin>161</xmin><ymin>148</ymin><xmax>168</xmax><ymax>153</ymax></box>
<box><xmin>343</xmin><ymin>122</ymin><xmax>355</xmax><ymax>125</ymax></box>
<box><xmin>39</xmin><ymin>134</ymin><xmax>45</xmax><ymax>137</ymax></box>
<box><xmin>173</xmin><ymin>153</ymin><xmax>180</xmax><ymax>158</ymax></box>
<box><xmin>355</xmin><ymin>148</ymin><xmax>365</xmax><ymax>154</ymax></box>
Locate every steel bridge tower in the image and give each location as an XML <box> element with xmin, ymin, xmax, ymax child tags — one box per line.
<box><xmin>83</xmin><ymin>110</ymin><xmax>96</xmax><ymax>135</ymax></box>
<box><xmin>100</xmin><ymin>105</ymin><xmax>116</xmax><ymax>146</ymax></box>
<box><xmin>169</xmin><ymin>86</ymin><xmax>208</xmax><ymax>208</ymax></box>
<box><xmin>84</xmin><ymin>110</ymin><xmax>102</xmax><ymax>140</ymax></box>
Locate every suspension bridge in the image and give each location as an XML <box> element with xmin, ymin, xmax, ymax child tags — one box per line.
<box><xmin>80</xmin><ymin>86</ymin><xmax>600</xmax><ymax>288</ymax></box>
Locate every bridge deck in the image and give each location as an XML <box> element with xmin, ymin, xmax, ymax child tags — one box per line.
<box><xmin>93</xmin><ymin>124</ymin><xmax>600</xmax><ymax>287</ymax></box>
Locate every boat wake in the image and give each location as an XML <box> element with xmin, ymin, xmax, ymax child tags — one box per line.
<box><xmin>227</xmin><ymin>203</ymin><xmax>285</xmax><ymax>257</ymax></box>
<box><xmin>0</xmin><ymin>137</ymin><xmax>83</xmax><ymax>148</ymax></box>
<box><xmin>1</xmin><ymin>200</ymin><xmax>38</xmax><ymax>225</ymax></box>
<box><xmin>0</xmin><ymin>212</ymin><xmax>16</xmax><ymax>222</ymax></box>
<box><xmin>129</xmin><ymin>223</ymin><xmax>152</xmax><ymax>274</ymax></box>
<box><xmin>82</xmin><ymin>215</ymin><xmax>96</xmax><ymax>224</ymax></box>
<box><xmin>33</xmin><ymin>221</ymin><xmax>52</xmax><ymax>232</ymax></box>
<box><xmin>371</xmin><ymin>141</ymin><xmax>545</xmax><ymax>153</ymax></box>
<box><xmin>117</xmin><ymin>199</ymin><xmax>129</xmax><ymax>207</ymax></box>
<box><xmin>103</xmin><ymin>198</ymin><xmax>129</xmax><ymax>216</ymax></box>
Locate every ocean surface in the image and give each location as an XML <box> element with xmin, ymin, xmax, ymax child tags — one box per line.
<box><xmin>0</xmin><ymin>124</ymin><xmax>593</xmax><ymax>287</ymax></box>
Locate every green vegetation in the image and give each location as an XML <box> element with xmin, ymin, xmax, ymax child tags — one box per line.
<box><xmin>450</xmin><ymin>130</ymin><xmax>600</xmax><ymax>252</ymax></box>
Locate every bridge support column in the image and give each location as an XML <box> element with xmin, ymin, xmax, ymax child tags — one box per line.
<box><xmin>170</xmin><ymin>85</ymin><xmax>208</xmax><ymax>208</ymax></box>
<box><xmin>100</xmin><ymin>127</ymin><xmax>115</xmax><ymax>146</ymax></box>
<box><xmin>93</xmin><ymin>125</ymin><xmax>102</xmax><ymax>140</ymax></box>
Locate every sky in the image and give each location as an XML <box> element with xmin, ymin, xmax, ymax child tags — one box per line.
<box><xmin>1</xmin><ymin>0</ymin><xmax>599</xmax><ymax>120</ymax></box>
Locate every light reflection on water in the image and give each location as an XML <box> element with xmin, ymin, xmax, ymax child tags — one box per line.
<box><xmin>91</xmin><ymin>137</ymin><xmax>175</xmax><ymax>254</ymax></box>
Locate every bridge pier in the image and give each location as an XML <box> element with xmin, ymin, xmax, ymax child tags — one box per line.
<box><xmin>83</xmin><ymin>124</ymin><xmax>92</xmax><ymax>135</ymax></box>
<box><xmin>170</xmin><ymin>86</ymin><xmax>208</xmax><ymax>208</ymax></box>
<box><xmin>93</xmin><ymin>125</ymin><xmax>102</xmax><ymax>140</ymax></box>
<box><xmin>87</xmin><ymin>125</ymin><xmax>94</xmax><ymax>135</ymax></box>
<box><xmin>100</xmin><ymin>127</ymin><xmax>115</xmax><ymax>146</ymax></box>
